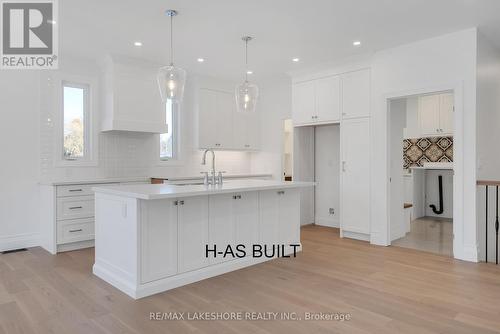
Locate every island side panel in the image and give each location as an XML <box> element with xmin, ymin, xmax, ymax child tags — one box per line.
<box><xmin>93</xmin><ymin>192</ymin><xmax>139</xmax><ymax>297</ymax></box>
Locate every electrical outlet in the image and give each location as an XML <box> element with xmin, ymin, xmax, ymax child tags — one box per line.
<box><xmin>329</xmin><ymin>208</ymin><xmax>335</xmax><ymax>215</ymax></box>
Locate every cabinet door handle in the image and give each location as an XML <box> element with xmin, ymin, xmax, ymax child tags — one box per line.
<box><xmin>69</xmin><ymin>206</ymin><xmax>83</xmax><ymax>210</ymax></box>
<box><xmin>179</xmin><ymin>200</ymin><xmax>185</xmax><ymax>205</ymax></box>
<box><xmin>342</xmin><ymin>161</ymin><xmax>346</xmax><ymax>172</ymax></box>
<box><xmin>68</xmin><ymin>189</ymin><xmax>83</xmax><ymax>192</ymax></box>
<box><xmin>69</xmin><ymin>229</ymin><xmax>83</xmax><ymax>233</ymax></box>
<box><xmin>174</xmin><ymin>200</ymin><xmax>178</xmax><ymax>206</ymax></box>
<box><xmin>277</xmin><ymin>190</ymin><xmax>285</xmax><ymax>195</ymax></box>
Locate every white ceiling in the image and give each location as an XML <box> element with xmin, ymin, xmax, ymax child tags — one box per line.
<box><xmin>60</xmin><ymin>0</ymin><xmax>500</xmax><ymax>81</ymax></box>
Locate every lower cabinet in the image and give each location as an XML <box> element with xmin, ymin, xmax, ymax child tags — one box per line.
<box><xmin>259</xmin><ymin>188</ymin><xmax>300</xmax><ymax>247</ymax></box>
<box><xmin>141</xmin><ymin>199</ymin><xmax>178</xmax><ymax>283</ymax></box>
<box><xmin>208</xmin><ymin>192</ymin><xmax>259</xmax><ymax>264</ymax></box>
<box><xmin>178</xmin><ymin>196</ymin><xmax>210</xmax><ymax>273</ymax></box>
<box><xmin>139</xmin><ymin>189</ymin><xmax>300</xmax><ymax>284</ymax></box>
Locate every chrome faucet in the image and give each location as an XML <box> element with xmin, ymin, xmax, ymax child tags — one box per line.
<box><xmin>201</xmin><ymin>149</ymin><xmax>217</xmax><ymax>185</ymax></box>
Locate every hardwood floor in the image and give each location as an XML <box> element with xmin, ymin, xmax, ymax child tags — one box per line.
<box><xmin>1</xmin><ymin>225</ymin><xmax>500</xmax><ymax>333</ymax></box>
<box><xmin>392</xmin><ymin>217</ymin><xmax>453</xmax><ymax>256</ymax></box>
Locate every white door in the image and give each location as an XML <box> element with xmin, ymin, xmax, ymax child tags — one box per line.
<box><xmin>341</xmin><ymin>69</ymin><xmax>370</xmax><ymax>119</ymax></box>
<box><xmin>232</xmin><ymin>110</ymin><xmax>259</xmax><ymax>150</ymax></box>
<box><xmin>439</xmin><ymin>93</ymin><xmax>454</xmax><ymax>135</ymax></box>
<box><xmin>178</xmin><ymin>196</ymin><xmax>209</xmax><ymax>273</ymax></box>
<box><xmin>341</xmin><ymin>118</ymin><xmax>370</xmax><ymax>234</ymax></box>
<box><xmin>418</xmin><ymin>94</ymin><xmax>440</xmax><ymax>136</ymax></box>
<box><xmin>141</xmin><ymin>199</ymin><xmax>178</xmax><ymax>283</ymax></box>
<box><xmin>208</xmin><ymin>194</ymin><xmax>235</xmax><ymax>264</ymax></box>
<box><xmin>292</xmin><ymin>80</ymin><xmax>315</xmax><ymax>125</ymax></box>
<box><xmin>198</xmin><ymin>89</ymin><xmax>233</xmax><ymax>149</ymax></box>
<box><xmin>315</xmin><ymin>75</ymin><xmax>341</xmax><ymax>123</ymax></box>
<box><xmin>279</xmin><ymin>188</ymin><xmax>301</xmax><ymax>246</ymax></box>
<box><xmin>259</xmin><ymin>190</ymin><xmax>280</xmax><ymax>247</ymax></box>
<box><xmin>234</xmin><ymin>191</ymin><xmax>259</xmax><ymax>256</ymax></box>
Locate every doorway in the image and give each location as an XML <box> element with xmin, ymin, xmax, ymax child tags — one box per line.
<box><xmin>388</xmin><ymin>91</ymin><xmax>454</xmax><ymax>257</ymax></box>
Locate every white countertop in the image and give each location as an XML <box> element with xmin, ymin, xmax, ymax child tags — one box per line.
<box><xmin>93</xmin><ymin>179</ymin><xmax>314</xmax><ymax>200</ymax></box>
<box><xmin>151</xmin><ymin>173</ymin><xmax>273</xmax><ymax>181</ymax></box>
<box><xmin>39</xmin><ymin>176</ymin><xmax>150</xmax><ymax>186</ymax></box>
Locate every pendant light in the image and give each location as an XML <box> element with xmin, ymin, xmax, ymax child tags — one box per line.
<box><xmin>235</xmin><ymin>36</ymin><xmax>258</xmax><ymax>113</ymax></box>
<box><xmin>157</xmin><ymin>9</ymin><xmax>186</xmax><ymax>103</ymax></box>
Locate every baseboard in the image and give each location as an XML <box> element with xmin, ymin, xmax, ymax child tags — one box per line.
<box><xmin>57</xmin><ymin>240</ymin><xmax>94</xmax><ymax>253</ymax></box>
<box><xmin>455</xmin><ymin>243</ymin><xmax>478</xmax><ymax>262</ymax></box>
<box><xmin>0</xmin><ymin>233</ymin><xmax>40</xmax><ymax>252</ymax></box>
<box><xmin>342</xmin><ymin>230</ymin><xmax>370</xmax><ymax>242</ymax></box>
<box><xmin>315</xmin><ymin>217</ymin><xmax>339</xmax><ymax>228</ymax></box>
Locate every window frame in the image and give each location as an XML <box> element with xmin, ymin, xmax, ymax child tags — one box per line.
<box><xmin>157</xmin><ymin>100</ymin><xmax>182</xmax><ymax>165</ymax></box>
<box><xmin>54</xmin><ymin>73</ymin><xmax>98</xmax><ymax>167</ymax></box>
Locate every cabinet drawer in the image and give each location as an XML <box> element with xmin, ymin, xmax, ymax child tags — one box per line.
<box><xmin>57</xmin><ymin>218</ymin><xmax>94</xmax><ymax>244</ymax></box>
<box><xmin>56</xmin><ymin>183</ymin><xmax>119</xmax><ymax>197</ymax></box>
<box><xmin>57</xmin><ymin>196</ymin><xmax>95</xmax><ymax>220</ymax></box>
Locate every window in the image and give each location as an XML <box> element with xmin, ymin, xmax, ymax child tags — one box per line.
<box><xmin>63</xmin><ymin>82</ymin><xmax>89</xmax><ymax>160</ymax></box>
<box><xmin>160</xmin><ymin>99</ymin><xmax>176</xmax><ymax>160</ymax></box>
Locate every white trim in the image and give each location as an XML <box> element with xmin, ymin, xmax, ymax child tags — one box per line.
<box><xmin>315</xmin><ymin>218</ymin><xmax>339</xmax><ymax>228</ymax></box>
<box><xmin>0</xmin><ymin>233</ymin><xmax>40</xmax><ymax>252</ymax></box>
<box><xmin>53</xmin><ymin>72</ymin><xmax>99</xmax><ymax>167</ymax></box>
<box><xmin>383</xmin><ymin>82</ymin><xmax>475</xmax><ymax>261</ymax></box>
<box><xmin>157</xmin><ymin>100</ymin><xmax>184</xmax><ymax>166</ymax></box>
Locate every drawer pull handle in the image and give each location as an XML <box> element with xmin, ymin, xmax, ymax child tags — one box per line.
<box><xmin>69</xmin><ymin>189</ymin><xmax>83</xmax><ymax>192</ymax></box>
<box><xmin>69</xmin><ymin>229</ymin><xmax>83</xmax><ymax>233</ymax></box>
<box><xmin>277</xmin><ymin>190</ymin><xmax>285</xmax><ymax>195</ymax></box>
<box><xmin>179</xmin><ymin>200</ymin><xmax>185</xmax><ymax>205</ymax></box>
<box><xmin>69</xmin><ymin>206</ymin><xmax>83</xmax><ymax>210</ymax></box>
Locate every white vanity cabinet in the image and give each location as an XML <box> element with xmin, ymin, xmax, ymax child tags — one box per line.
<box><xmin>292</xmin><ymin>75</ymin><xmax>341</xmax><ymax>125</ymax></box>
<box><xmin>418</xmin><ymin>92</ymin><xmax>454</xmax><ymax>136</ymax></box>
<box><xmin>198</xmin><ymin>88</ymin><xmax>260</xmax><ymax>150</ymax></box>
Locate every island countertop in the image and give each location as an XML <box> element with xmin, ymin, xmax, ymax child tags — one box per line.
<box><xmin>93</xmin><ymin>179</ymin><xmax>314</xmax><ymax>200</ymax></box>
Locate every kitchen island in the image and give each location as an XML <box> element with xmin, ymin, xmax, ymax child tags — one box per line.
<box><xmin>92</xmin><ymin>180</ymin><xmax>312</xmax><ymax>299</ymax></box>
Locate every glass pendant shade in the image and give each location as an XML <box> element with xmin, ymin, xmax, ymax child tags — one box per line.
<box><xmin>235</xmin><ymin>80</ymin><xmax>258</xmax><ymax>113</ymax></box>
<box><xmin>157</xmin><ymin>64</ymin><xmax>186</xmax><ymax>103</ymax></box>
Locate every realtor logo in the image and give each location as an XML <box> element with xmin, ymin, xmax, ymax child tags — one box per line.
<box><xmin>1</xmin><ymin>0</ymin><xmax>58</xmax><ymax>69</ymax></box>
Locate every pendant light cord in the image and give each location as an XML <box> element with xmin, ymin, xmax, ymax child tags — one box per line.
<box><xmin>245</xmin><ymin>38</ymin><xmax>248</xmax><ymax>81</ymax></box>
<box><xmin>170</xmin><ymin>14</ymin><xmax>174</xmax><ymax>66</ymax></box>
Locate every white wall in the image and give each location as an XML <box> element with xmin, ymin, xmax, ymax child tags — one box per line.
<box><xmin>0</xmin><ymin>71</ymin><xmax>41</xmax><ymax>250</ymax></box>
<box><xmin>371</xmin><ymin>28</ymin><xmax>478</xmax><ymax>261</ymax></box>
<box><xmin>315</xmin><ymin>125</ymin><xmax>340</xmax><ymax>228</ymax></box>
<box><xmin>403</xmin><ymin>97</ymin><xmax>419</xmax><ymax>139</ymax></box>
<box><xmin>475</xmin><ymin>33</ymin><xmax>500</xmax><ymax>262</ymax></box>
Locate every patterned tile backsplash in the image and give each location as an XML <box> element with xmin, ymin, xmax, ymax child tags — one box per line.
<box><xmin>403</xmin><ymin>136</ymin><xmax>453</xmax><ymax>169</ymax></box>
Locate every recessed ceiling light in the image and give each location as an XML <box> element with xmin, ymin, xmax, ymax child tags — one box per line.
<box><xmin>246</xmin><ymin>70</ymin><xmax>253</xmax><ymax>74</ymax></box>
<box><xmin>292</xmin><ymin>58</ymin><xmax>300</xmax><ymax>62</ymax></box>
<box><xmin>353</xmin><ymin>41</ymin><xmax>361</xmax><ymax>46</ymax></box>
<box><xmin>197</xmin><ymin>58</ymin><xmax>205</xmax><ymax>63</ymax></box>
<box><xmin>134</xmin><ymin>41</ymin><xmax>142</xmax><ymax>47</ymax></box>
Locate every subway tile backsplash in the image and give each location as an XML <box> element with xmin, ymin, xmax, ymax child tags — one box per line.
<box><xmin>403</xmin><ymin>136</ymin><xmax>453</xmax><ymax>169</ymax></box>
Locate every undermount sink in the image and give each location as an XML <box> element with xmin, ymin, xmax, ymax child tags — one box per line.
<box><xmin>171</xmin><ymin>182</ymin><xmax>206</xmax><ymax>186</ymax></box>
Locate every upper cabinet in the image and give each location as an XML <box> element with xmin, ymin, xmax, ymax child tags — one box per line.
<box><xmin>101</xmin><ymin>55</ymin><xmax>167</xmax><ymax>133</ymax></box>
<box><xmin>341</xmin><ymin>69</ymin><xmax>370</xmax><ymax>119</ymax></box>
<box><xmin>292</xmin><ymin>68</ymin><xmax>370</xmax><ymax>126</ymax></box>
<box><xmin>418</xmin><ymin>92</ymin><xmax>453</xmax><ymax>136</ymax></box>
<box><xmin>198</xmin><ymin>87</ymin><xmax>259</xmax><ymax>150</ymax></box>
<box><xmin>292</xmin><ymin>75</ymin><xmax>340</xmax><ymax>125</ymax></box>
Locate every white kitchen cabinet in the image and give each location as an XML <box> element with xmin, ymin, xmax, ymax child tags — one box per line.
<box><xmin>292</xmin><ymin>75</ymin><xmax>340</xmax><ymax>125</ymax></box>
<box><xmin>198</xmin><ymin>88</ymin><xmax>260</xmax><ymax>150</ymax></box>
<box><xmin>178</xmin><ymin>196</ymin><xmax>209</xmax><ymax>273</ymax></box>
<box><xmin>316</xmin><ymin>76</ymin><xmax>341</xmax><ymax>123</ymax></box>
<box><xmin>418</xmin><ymin>92</ymin><xmax>453</xmax><ymax>136</ymax></box>
<box><xmin>259</xmin><ymin>188</ymin><xmax>300</xmax><ymax>248</ymax></box>
<box><xmin>234</xmin><ymin>191</ymin><xmax>259</xmax><ymax>253</ymax></box>
<box><xmin>209</xmin><ymin>192</ymin><xmax>259</xmax><ymax>263</ymax></box>
<box><xmin>341</xmin><ymin>69</ymin><xmax>370</xmax><ymax>119</ymax></box>
<box><xmin>141</xmin><ymin>199</ymin><xmax>178</xmax><ymax>283</ymax></box>
<box><xmin>292</xmin><ymin>80</ymin><xmax>315</xmax><ymax>124</ymax></box>
<box><xmin>232</xmin><ymin>110</ymin><xmax>260</xmax><ymax>150</ymax></box>
<box><xmin>341</xmin><ymin>118</ymin><xmax>370</xmax><ymax>235</ymax></box>
<box><xmin>101</xmin><ymin>55</ymin><xmax>167</xmax><ymax>133</ymax></box>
